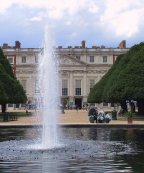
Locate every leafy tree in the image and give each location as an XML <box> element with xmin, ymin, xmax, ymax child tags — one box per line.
<box><xmin>0</xmin><ymin>48</ymin><xmax>15</xmax><ymax>78</ymax></box>
<box><xmin>88</xmin><ymin>42</ymin><xmax>144</xmax><ymax>115</ymax></box>
<box><xmin>87</xmin><ymin>54</ymin><xmax>123</xmax><ymax>103</ymax></box>
<box><xmin>0</xmin><ymin>48</ymin><xmax>27</xmax><ymax>114</ymax></box>
<box><xmin>102</xmin><ymin>53</ymin><xmax>131</xmax><ymax>112</ymax></box>
<box><xmin>0</xmin><ymin>81</ymin><xmax>8</xmax><ymax>103</ymax></box>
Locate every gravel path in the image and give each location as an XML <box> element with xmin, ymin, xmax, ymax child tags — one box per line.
<box><xmin>0</xmin><ymin>110</ymin><xmax>144</xmax><ymax>126</ymax></box>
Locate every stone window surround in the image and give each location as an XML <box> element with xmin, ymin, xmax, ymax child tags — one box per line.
<box><xmin>22</xmin><ymin>56</ymin><xmax>26</xmax><ymax>63</ymax></box>
<box><xmin>90</xmin><ymin>56</ymin><xmax>94</xmax><ymax>63</ymax></box>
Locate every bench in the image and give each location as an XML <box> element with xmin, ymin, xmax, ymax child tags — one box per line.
<box><xmin>8</xmin><ymin>113</ymin><xmax>17</xmax><ymax>121</ymax></box>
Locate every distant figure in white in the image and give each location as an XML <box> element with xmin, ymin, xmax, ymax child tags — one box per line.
<box><xmin>105</xmin><ymin>112</ymin><xmax>111</xmax><ymax>123</ymax></box>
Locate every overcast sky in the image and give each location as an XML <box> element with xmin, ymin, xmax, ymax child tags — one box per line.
<box><xmin>0</xmin><ymin>0</ymin><xmax>144</xmax><ymax>48</ymax></box>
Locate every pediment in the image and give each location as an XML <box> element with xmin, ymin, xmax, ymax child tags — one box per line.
<box><xmin>59</xmin><ymin>55</ymin><xmax>87</xmax><ymax>66</ymax></box>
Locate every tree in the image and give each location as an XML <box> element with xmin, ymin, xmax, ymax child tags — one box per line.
<box><xmin>0</xmin><ymin>48</ymin><xmax>15</xmax><ymax>78</ymax></box>
<box><xmin>0</xmin><ymin>81</ymin><xmax>8</xmax><ymax>103</ymax></box>
<box><xmin>88</xmin><ymin>42</ymin><xmax>144</xmax><ymax>115</ymax></box>
<box><xmin>102</xmin><ymin>53</ymin><xmax>131</xmax><ymax>112</ymax></box>
<box><xmin>0</xmin><ymin>48</ymin><xmax>27</xmax><ymax>113</ymax></box>
<box><xmin>87</xmin><ymin>54</ymin><xmax>123</xmax><ymax>103</ymax></box>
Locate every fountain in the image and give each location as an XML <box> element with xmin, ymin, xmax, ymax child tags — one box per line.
<box><xmin>37</xmin><ymin>26</ymin><xmax>60</xmax><ymax>149</ymax></box>
<box><xmin>0</xmin><ymin>127</ymin><xmax>143</xmax><ymax>172</ymax></box>
<box><xmin>0</xmin><ymin>28</ymin><xmax>143</xmax><ymax>173</ymax></box>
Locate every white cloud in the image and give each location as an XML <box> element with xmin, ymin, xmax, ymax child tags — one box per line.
<box><xmin>65</xmin><ymin>21</ymin><xmax>72</xmax><ymax>26</ymax></box>
<box><xmin>26</xmin><ymin>12</ymin><xmax>47</xmax><ymax>24</ymax></box>
<box><xmin>0</xmin><ymin>0</ymin><xmax>99</xmax><ymax>19</ymax></box>
<box><xmin>101</xmin><ymin>0</ymin><xmax>144</xmax><ymax>37</ymax></box>
<box><xmin>71</xmin><ymin>32</ymin><xmax>77</xmax><ymax>38</ymax></box>
<box><xmin>29</xmin><ymin>16</ymin><xmax>42</xmax><ymax>22</ymax></box>
<box><xmin>0</xmin><ymin>0</ymin><xmax>143</xmax><ymax>48</ymax></box>
<box><xmin>88</xmin><ymin>2</ymin><xmax>99</xmax><ymax>13</ymax></box>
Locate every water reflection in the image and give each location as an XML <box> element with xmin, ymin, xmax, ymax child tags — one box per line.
<box><xmin>0</xmin><ymin>128</ymin><xmax>144</xmax><ymax>173</ymax></box>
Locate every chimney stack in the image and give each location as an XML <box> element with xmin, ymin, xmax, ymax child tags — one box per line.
<box><xmin>2</xmin><ymin>43</ymin><xmax>8</xmax><ymax>49</ymax></box>
<box><xmin>119</xmin><ymin>40</ymin><xmax>126</xmax><ymax>49</ymax></box>
<box><xmin>15</xmin><ymin>41</ymin><xmax>21</xmax><ymax>49</ymax></box>
<box><xmin>81</xmin><ymin>40</ymin><xmax>86</xmax><ymax>48</ymax></box>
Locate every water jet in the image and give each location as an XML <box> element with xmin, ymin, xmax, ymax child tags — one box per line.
<box><xmin>0</xmin><ymin>29</ymin><xmax>144</xmax><ymax>173</ymax></box>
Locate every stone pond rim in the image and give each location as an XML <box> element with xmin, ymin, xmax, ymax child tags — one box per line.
<box><xmin>0</xmin><ymin>124</ymin><xmax>144</xmax><ymax>128</ymax></box>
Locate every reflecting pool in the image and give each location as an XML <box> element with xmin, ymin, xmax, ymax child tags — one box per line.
<box><xmin>0</xmin><ymin>127</ymin><xmax>144</xmax><ymax>173</ymax></box>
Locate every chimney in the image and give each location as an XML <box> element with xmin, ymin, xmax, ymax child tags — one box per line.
<box><xmin>2</xmin><ymin>43</ymin><xmax>8</xmax><ymax>49</ymax></box>
<box><xmin>81</xmin><ymin>40</ymin><xmax>86</xmax><ymax>48</ymax></box>
<box><xmin>119</xmin><ymin>40</ymin><xmax>126</xmax><ymax>49</ymax></box>
<box><xmin>15</xmin><ymin>41</ymin><xmax>21</xmax><ymax>49</ymax></box>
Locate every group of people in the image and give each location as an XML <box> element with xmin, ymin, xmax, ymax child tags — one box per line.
<box><xmin>88</xmin><ymin>106</ymin><xmax>111</xmax><ymax>123</ymax></box>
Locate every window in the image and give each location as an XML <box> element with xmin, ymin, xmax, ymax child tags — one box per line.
<box><xmin>103</xmin><ymin>56</ymin><xmax>107</xmax><ymax>63</ymax></box>
<box><xmin>21</xmin><ymin>104</ymin><xmax>26</xmax><ymax>107</ymax></box>
<box><xmin>113</xmin><ymin>55</ymin><xmax>118</xmax><ymax>64</ymax></box>
<box><xmin>21</xmin><ymin>80</ymin><xmax>26</xmax><ymax>91</ymax></box>
<box><xmin>90</xmin><ymin>56</ymin><xmax>94</xmax><ymax>62</ymax></box>
<box><xmin>7</xmin><ymin>57</ymin><xmax>13</xmax><ymax>64</ymax></box>
<box><xmin>75</xmin><ymin>80</ymin><xmax>81</xmax><ymax>95</ymax></box>
<box><xmin>111</xmin><ymin>103</ymin><xmax>114</xmax><ymax>107</ymax></box>
<box><xmin>62</xmin><ymin>88</ymin><xmax>68</xmax><ymax>96</ymax></box>
<box><xmin>62</xmin><ymin>80</ymin><xmax>68</xmax><ymax>96</ymax></box>
<box><xmin>75</xmin><ymin>88</ymin><xmax>81</xmax><ymax>95</ymax></box>
<box><xmin>76</xmin><ymin>56</ymin><xmax>80</xmax><ymax>60</ymax></box>
<box><xmin>90</xmin><ymin>79</ymin><xmax>95</xmax><ymax>91</ymax></box>
<box><xmin>35</xmin><ymin>80</ymin><xmax>40</xmax><ymax>93</ymax></box>
<box><xmin>35</xmin><ymin>56</ymin><xmax>38</xmax><ymax>63</ymax></box>
<box><xmin>15</xmin><ymin>104</ymin><xmax>20</xmax><ymax>108</ymax></box>
<box><xmin>103</xmin><ymin>103</ymin><xmax>108</xmax><ymax>106</ymax></box>
<box><xmin>8</xmin><ymin>104</ymin><xmax>13</xmax><ymax>107</ymax></box>
<box><xmin>22</xmin><ymin>56</ymin><xmax>26</xmax><ymax>63</ymax></box>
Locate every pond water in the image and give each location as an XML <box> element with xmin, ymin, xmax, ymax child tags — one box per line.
<box><xmin>0</xmin><ymin>127</ymin><xmax>144</xmax><ymax>173</ymax></box>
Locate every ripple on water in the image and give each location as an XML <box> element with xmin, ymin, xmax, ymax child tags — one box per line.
<box><xmin>0</xmin><ymin>138</ymin><xmax>135</xmax><ymax>161</ymax></box>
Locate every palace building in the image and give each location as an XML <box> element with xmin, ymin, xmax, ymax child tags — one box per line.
<box><xmin>1</xmin><ymin>40</ymin><xmax>128</xmax><ymax>110</ymax></box>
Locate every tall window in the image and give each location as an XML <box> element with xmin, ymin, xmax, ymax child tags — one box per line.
<box><xmin>75</xmin><ymin>80</ymin><xmax>81</xmax><ymax>96</ymax></box>
<box><xmin>90</xmin><ymin>79</ymin><xmax>95</xmax><ymax>91</ymax></box>
<box><xmin>62</xmin><ymin>80</ymin><xmax>68</xmax><ymax>96</ymax></box>
<box><xmin>7</xmin><ymin>57</ymin><xmax>13</xmax><ymax>64</ymax></box>
<box><xmin>103</xmin><ymin>56</ymin><xmax>107</xmax><ymax>63</ymax></box>
<box><xmin>111</xmin><ymin>103</ymin><xmax>114</xmax><ymax>107</ymax></box>
<box><xmin>35</xmin><ymin>56</ymin><xmax>38</xmax><ymax>63</ymax></box>
<box><xmin>103</xmin><ymin>103</ymin><xmax>108</xmax><ymax>106</ymax></box>
<box><xmin>21</xmin><ymin>80</ymin><xmax>26</xmax><ymax>91</ymax></box>
<box><xmin>76</xmin><ymin>56</ymin><xmax>80</xmax><ymax>60</ymax></box>
<box><xmin>22</xmin><ymin>56</ymin><xmax>26</xmax><ymax>63</ymax></box>
<box><xmin>35</xmin><ymin>80</ymin><xmax>40</xmax><ymax>93</ymax></box>
<box><xmin>8</xmin><ymin>104</ymin><xmax>13</xmax><ymax>107</ymax></box>
<box><xmin>90</xmin><ymin>56</ymin><xmax>94</xmax><ymax>62</ymax></box>
<box><xmin>113</xmin><ymin>55</ymin><xmax>118</xmax><ymax>64</ymax></box>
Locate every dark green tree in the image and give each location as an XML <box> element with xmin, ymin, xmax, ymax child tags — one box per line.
<box><xmin>0</xmin><ymin>81</ymin><xmax>8</xmax><ymax>103</ymax></box>
<box><xmin>102</xmin><ymin>53</ymin><xmax>130</xmax><ymax>112</ymax></box>
<box><xmin>87</xmin><ymin>54</ymin><xmax>123</xmax><ymax>103</ymax></box>
<box><xmin>88</xmin><ymin>42</ymin><xmax>144</xmax><ymax>115</ymax></box>
<box><xmin>0</xmin><ymin>48</ymin><xmax>27</xmax><ymax>114</ymax></box>
<box><xmin>0</xmin><ymin>48</ymin><xmax>15</xmax><ymax>78</ymax></box>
